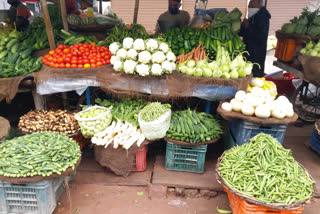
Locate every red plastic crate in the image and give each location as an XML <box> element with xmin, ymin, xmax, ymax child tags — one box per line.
<box><xmin>265</xmin><ymin>73</ymin><xmax>298</xmax><ymax>95</ymax></box>
<box><xmin>131</xmin><ymin>145</ymin><xmax>148</xmax><ymax>172</ymax></box>
<box><xmin>223</xmin><ymin>186</ymin><xmax>305</xmax><ymax>214</ymax></box>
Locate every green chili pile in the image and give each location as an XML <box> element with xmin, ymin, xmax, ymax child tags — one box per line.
<box><xmin>219</xmin><ymin>133</ymin><xmax>314</xmax><ymax>205</ymax></box>
<box><xmin>0</xmin><ymin>132</ymin><xmax>81</xmax><ymax>178</ymax></box>
<box><xmin>140</xmin><ymin>102</ymin><xmax>171</xmax><ymax>122</ymax></box>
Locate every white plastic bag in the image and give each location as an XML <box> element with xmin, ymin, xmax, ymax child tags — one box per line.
<box><xmin>138</xmin><ymin>110</ymin><xmax>171</xmax><ymax>141</ymax></box>
<box><xmin>103</xmin><ymin>6</ymin><xmax>116</xmax><ymax>17</ymax></box>
<box><xmin>74</xmin><ymin>106</ymin><xmax>112</xmax><ymax>138</ymax></box>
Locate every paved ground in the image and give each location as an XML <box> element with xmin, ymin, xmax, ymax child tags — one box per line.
<box><xmin>53</xmin><ymin>124</ymin><xmax>320</xmax><ymax>214</ymax></box>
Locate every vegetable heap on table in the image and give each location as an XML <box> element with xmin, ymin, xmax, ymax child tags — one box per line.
<box><xmin>0</xmin><ymin>30</ymin><xmax>42</xmax><ymax>78</ymax></box>
<box><xmin>0</xmin><ymin>132</ymin><xmax>81</xmax><ymax>178</ymax></box>
<box><xmin>103</xmin><ymin>24</ymin><xmax>149</xmax><ymax>47</ymax></box>
<box><xmin>20</xmin><ymin>4</ymin><xmax>62</xmax><ymax>51</ymax></box>
<box><xmin>95</xmin><ymin>98</ymin><xmax>148</xmax><ymax>127</ymax></box>
<box><xmin>56</xmin><ymin>29</ymin><xmax>98</xmax><ymax>46</ymax></box>
<box><xmin>177</xmin><ymin>44</ymin><xmax>254</xmax><ymax>78</ymax></box>
<box><xmin>110</xmin><ymin>38</ymin><xmax>176</xmax><ymax>76</ymax></box>
<box><xmin>166</xmin><ymin>109</ymin><xmax>222</xmax><ymax>143</ymax></box>
<box><xmin>162</xmin><ymin>25</ymin><xmax>245</xmax><ymax>60</ymax></box>
<box><xmin>67</xmin><ymin>7</ymin><xmax>123</xmax><ymax>26</ymax></box>
<box><xmin>281</xmin><ymin>8</ymin><xmax>320</xmax><ymax>36</ymax></box>
<box><xmin>75</xmin><ymin>106</ymin><xmax>112</xmax><ymax>138</ymax></box>
<box><xmin>211</xmin><ymin>8</ymin><xmax>242</xmax><ymax>32</ymax></box>
<box><xmin>140</xmin><ymin>102</ymin><xmax>171</xmax><ymax>122</ymax></box>
<box><xmin>218</xmin><ymin>133</ymin><xmax>314</xmax><ymax>204</ymax></box>
<box><xmin>18</xmin><ymin>110</ymin><xmax>79</xmax><ymax>135</ymax></box>
<box><xmin>300</xmin><ymin>40</ymin><xmax>320</xmax><ymax>56</ymax></box>
<box><xmin>247</xmin><ymin>77</ymin><xmax>277</xmax><ymax>99</ymax></box>
<box><xmin>176</xmin><ymin>43</ymin><xmax>207</xmax><ymax>64</ymax></box>
<box><xmin>91</xmin><ymin>120</ymin><xmax>145</xmax><ymax>150</ymax></box>
<box><xmin>41</xmin><ymin>43</ymin><xmax>111</xmax><ymax>69</ymax></box>
<box><xmin>92</xmin><ymin>99</ymin><xmax>148</xmax><ymax>150</ymax></box>
<box><xmin>222</xmin><ymin>89</ymin><xmax>295</xmax><ymax>119</ymax></box>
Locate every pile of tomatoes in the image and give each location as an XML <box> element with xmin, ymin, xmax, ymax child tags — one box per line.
<box><xmin>41</xmin><ymin>43</ymin><xmax>112</xmax><ymax>69</ymax></box>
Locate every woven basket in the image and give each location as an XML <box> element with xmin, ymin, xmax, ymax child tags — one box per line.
<box><xmin>216</xmin><ymin>149</ymin><xmax>314</xmax><ymax>210</ymax></box>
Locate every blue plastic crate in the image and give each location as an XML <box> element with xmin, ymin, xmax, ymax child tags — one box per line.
<box><xmin>310</xmin><ymin>129</ymin><xmax>320</xmax><ymax>155</ymax></box>
<box><xmin>0</xmin><ymin>177</ymin><xmax>66</xmax><ymax>214</ymax></box>
<box><xmin>165</xmin><ymin>142</ymin><xmax>207</xmax><ymax>173</ymax></box>
<box><xmin>227</xmin><ymin>120</ymin><xmax>288</xmax><ymax>145</ymax></box>
<box><xmin>223</xmin><ymin>128</ymin><xmax>236</xmax><ymax>150</ymax></box>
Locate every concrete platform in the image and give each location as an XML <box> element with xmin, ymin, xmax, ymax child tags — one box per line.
<box><xmin>152</xmin><ymin>155</ymin><xmax>223</xmax><ymax>191</ymax></box>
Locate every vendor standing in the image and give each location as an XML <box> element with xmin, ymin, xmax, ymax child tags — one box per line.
<box><xmin>240</xmin><ymin>0</ymin><xmax>271</xmax><ymax>77</ymax></box>
<box><xmin>7</xmin><ymin>0</ymin><xmax>31</xmax><ymax>31</ymax></box>
<box><xmin>156</xmin><ymin>0</ymin><xmax>190</xmax><ymax>33</ymax></box>
<box><xmin>66</xmin><ymin>0</ymin><xmax>82</xmax><ymax>15</ymax></box>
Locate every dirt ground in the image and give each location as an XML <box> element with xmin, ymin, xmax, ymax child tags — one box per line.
<box><xmin>53</xmin><ymin>185</ymin><xmax>320</xmax><ymax>214</ymax></box>
<box><xmin>53</xmin><ymin>124</ymin><xmax>320</xmax><ymax>214</ymax></box>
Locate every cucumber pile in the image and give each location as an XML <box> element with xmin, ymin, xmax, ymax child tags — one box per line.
<box><xmin>0</xmin><ymin>132</ymin><xmax>81</xmax><ymax>178</ymax></box>
<box><xmin>166</xmin><ymin>110</ymin><xmax>223</xmax><ymax>143</ymax></box>
<box><xmin>0</xmin><ymin>36</ymin><xmax>42</xmax><ymax>78</ymax></box>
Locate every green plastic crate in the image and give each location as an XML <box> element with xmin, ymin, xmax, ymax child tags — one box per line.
<box><xmin>165</xmin><ymin>142</ymin><xmax>207</xmax><ymax>173</ymax></box>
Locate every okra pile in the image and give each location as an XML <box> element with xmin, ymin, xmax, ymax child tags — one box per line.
<box><xmin>166</xmin><ymin>109</ymin><xmax>222</xmax><ymax>143</ymax></box>
<box><xmin>0</xmin><ymin>132</ymin><xmax>81</xmax><ymax>178</ymax></box>
<box><xmin>219</xmin><ymin>133</ymin><xmax>314</xmax><ymax>205</ymax></box>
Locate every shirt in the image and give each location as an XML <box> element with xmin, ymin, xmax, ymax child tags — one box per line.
<box><xmin>156</xmin><ymin>10</ymin><xmax>190</xmax><ymax>33</ymax></box>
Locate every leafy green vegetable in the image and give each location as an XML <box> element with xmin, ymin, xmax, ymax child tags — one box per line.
<box><xmin>229</xmin><ymin>8</ymin><xmax>242</xmax><ymax>21</ymax></box>
<box><xmin>95</xmin><ymin>98</ymin><xmax>148</xmax><ymax>127</ymax></box>
<box><xmin>295</xmin><ymin>24</ymin><xmax>308</xmax><ymax>35</ymax></box>
<box><xmin>307</xmin><ymin>25</ymin><xmax>320</xmax><ymax>36</ymax></box>
<box><xmin>281</xmin><ymin>23</ymin><xmax>296</xmax><ymax>33</ymax></box>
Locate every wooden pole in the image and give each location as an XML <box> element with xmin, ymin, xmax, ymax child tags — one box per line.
<box><xmin>40</xmin><ymin>0</ymin><xmax>56</xmax><ymax>49</ymax></box>
<box><xmin>133</xmin><ymin>0</ymin><xmax>140</xmax><ymax>24</ymax></box>
<box><xmin>59</xmin><ymin>0</ymin><xmax>69</xmax><ymax>30</ymax></box>
<box><xmin>99</xmin><ymin>0</ymin><xmax>103</xmax><ymax>14</ymax></box>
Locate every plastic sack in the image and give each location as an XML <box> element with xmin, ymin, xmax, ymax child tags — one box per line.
<box><xmin>138</xmin><ymin>110</ymin><xmax>171</xmax><ymax>141</ymax></box>
<box><xmin>103</xmin><ymin>6</ymin><xmax>116</xmax><ymax>17</ymax></box>
<box><xmin>308</xmin><ymin>0</ymin><xmax>320</xmax><ymax>12</ymax></box>
<box><xmin>74</xmin><ymin>106</ymin><xmax>112</xmax><ymax>138</ymax></box>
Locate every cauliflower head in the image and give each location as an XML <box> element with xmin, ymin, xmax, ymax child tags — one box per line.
<box><xmin>127</xmin><ymin>49</ymin><xmax>138</xmax><ymax>60</ymax></box>
<box><xmin>136</xmin><ymin>64</ymin><xmax>150</xmax><ymax>76</ymax></box>
<box><xmin>114</xmin><ymin>60</ymin><xmax>123</xmax><ymax>72</ymax></box>
<box><xmin>146</xmin><ymin>39</ymin><xmax>159</xmax><ymax>53</ymax></box>
<box><xmin>109</xmin><ymin>42</ymin><xmax>120</xmax><ymax>55</ymax></box>
<box><xmin>138</xmin><ymin>51</ymin><xmax>152</xmax><ymax>64</ymax></box>
<box><xmin>151</xmin><ymin>63</ymin><xmax>163</xmax><ymax>76</ymax></box>
<box><xmin>123</xmin><ymin>60</ymin><xmax>137</xmax><ymax>74</ymax></box>
<box><xmin>123</xmin><ymin>37</ymin><xmax>134</xmax><ymax>49</ymax></box>
<box><xmin>159</xmin><ymin>43</ymin><xmax>169</xmax><ymax>53</ymax></box>
<box><xmin>133</xmin><ymin>39</ymin><xmax>145</xmax><ymax>51</ymax></box>
<box><xmin>116</xmin><ymin>48</ymin><xmax>127</xmax><ymax>60</ymax></box>
<box><xmin>152</xmin><ymin>51</ymin><xmax>166</xmax><ymax>64</ymax></box>
<box><xmin>166</xmin><ymin>51</ymin><xmax>176</xmax><ymax>62</ymax></box>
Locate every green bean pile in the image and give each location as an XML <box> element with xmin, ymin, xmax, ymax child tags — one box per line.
<box><xmin>0</xmin><ymin>132</ymin><xmax>81</xmax><ymax>178</ymax></box>
<box><xmin>219</xmin><ymin>133</ymin><xmax>314</xmax><ymax>205</ymax></box>
<box><xmin>140</xmin><ymin>102</ymin><xmax>171</xmax><ymax>122</ymax></box>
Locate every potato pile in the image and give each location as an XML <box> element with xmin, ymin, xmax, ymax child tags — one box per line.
<box><xmin>19</xmin><ymin>110</ymin><xmax>79</xmax><ymax>135</ymax></box>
